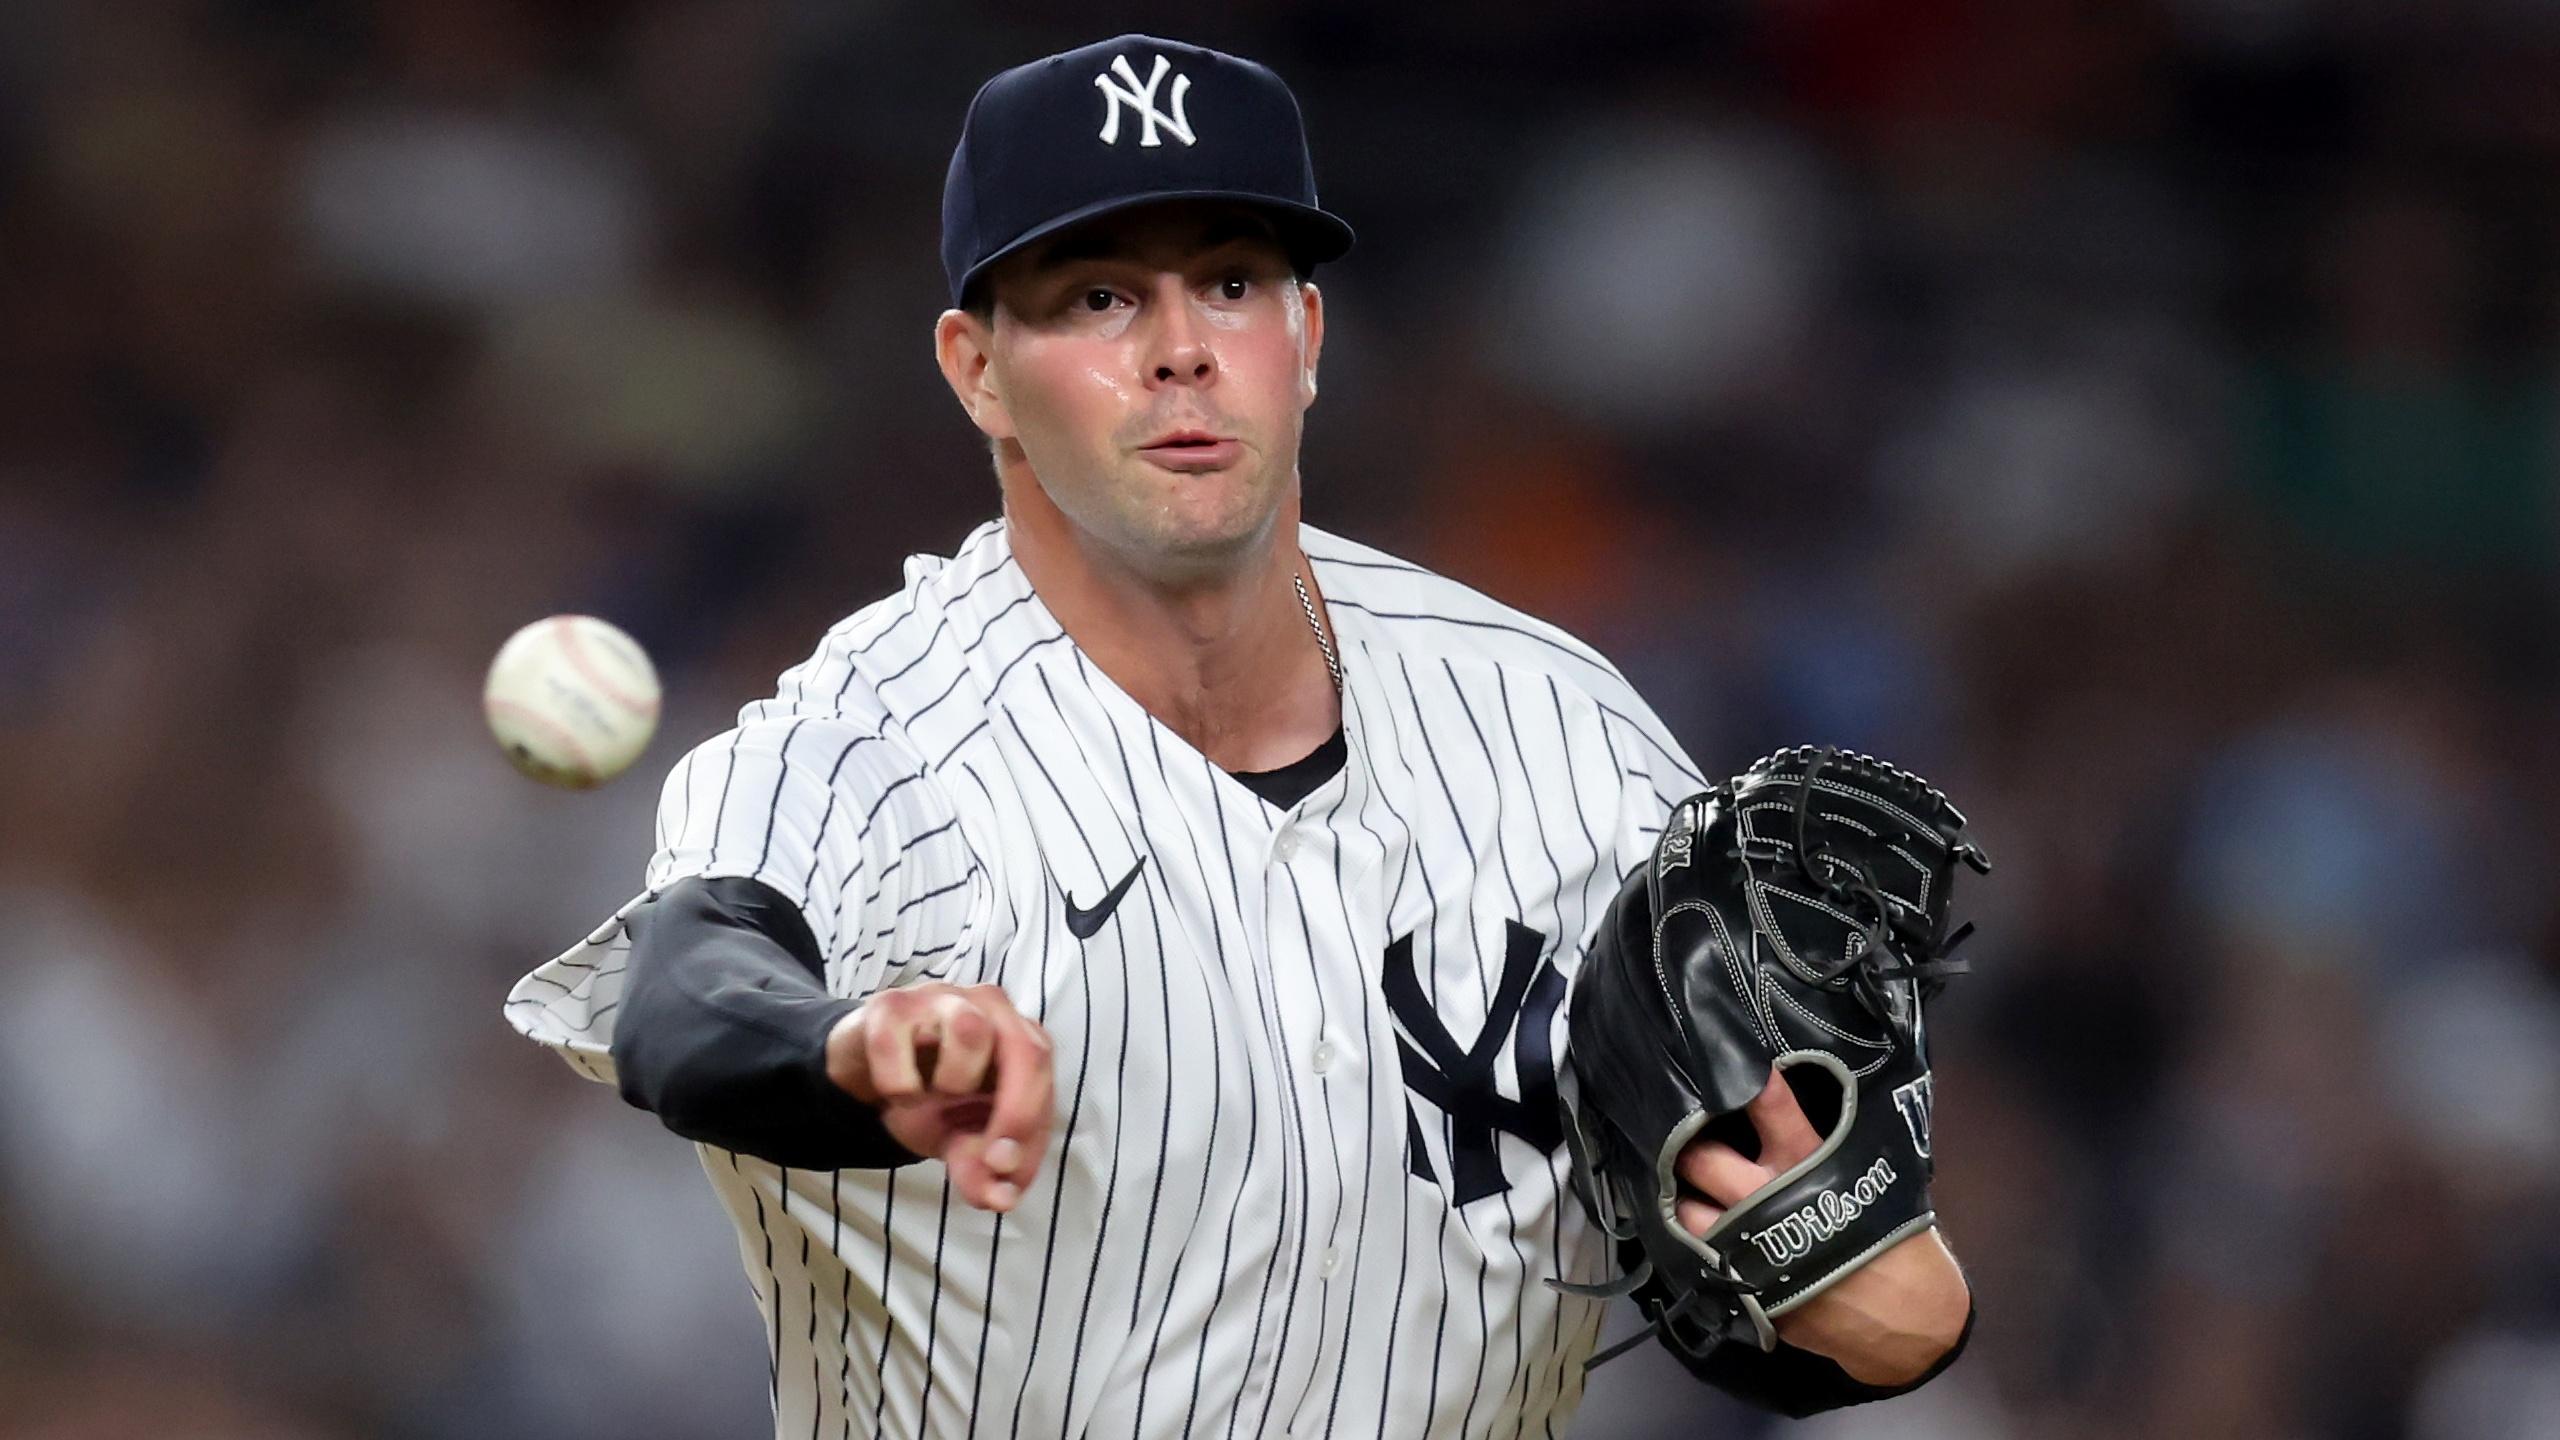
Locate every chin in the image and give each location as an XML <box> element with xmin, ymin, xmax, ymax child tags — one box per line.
<box><xmin>1117</xmin><ymin>505</ymin><xmax>1279</xmax><ymax>579</ymax></box>
<box><xmin>1131</xmin><ymin>520</ymin><xmax>1261</xmax><ymax>573</ymax></box>
<box><xmin>1119</xmin><ymin>476</ymin><xmax>1282</xmax><ymax>567</ymax></box>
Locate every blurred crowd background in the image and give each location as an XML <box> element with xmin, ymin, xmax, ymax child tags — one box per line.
<box><xmin>4</xmin><ymin>1</ymin><xmax>2559</xmax><ymax>1436</ymax></box>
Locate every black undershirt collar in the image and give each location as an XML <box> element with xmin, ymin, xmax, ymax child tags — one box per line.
<box><xmin>1228</xmin><ymin>725</ymin><xmax>1347</xmax><ymax>808</ymax></box>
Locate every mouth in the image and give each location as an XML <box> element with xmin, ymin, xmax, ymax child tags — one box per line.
<box><xmin>1136</xmin><ymin>430</ymin><xmax>1243</xmax><ymax>472</ymax></box>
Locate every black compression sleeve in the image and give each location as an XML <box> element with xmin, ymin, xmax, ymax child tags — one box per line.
<box><xmin>609</xmin><ymin>874</ymin><xmax>922</xmax><ymax>1170</ymax></box>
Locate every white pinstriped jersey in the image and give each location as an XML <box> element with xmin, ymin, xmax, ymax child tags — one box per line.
<box><xmin>505</xmin><ymin>519</ymin><xmax>1706</xmax><ymax>1439</ymax></box>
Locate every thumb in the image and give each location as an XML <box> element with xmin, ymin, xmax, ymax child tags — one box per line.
<box><xmin>826</xmin><ymin>1009</ymin><xmax>878</xmax><ymax>1103</ymax></box>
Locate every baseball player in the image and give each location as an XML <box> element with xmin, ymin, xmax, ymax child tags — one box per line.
<box><xmin>505</xmin><ymin>34</ymin><xmax>1973</xmax><ymax>1438</ymax></box>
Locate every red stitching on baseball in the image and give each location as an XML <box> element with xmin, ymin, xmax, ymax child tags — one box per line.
<box><xmin>487</xmin><ymin>696</ymin><xmax>598</xmax><ymax>783</ymax></box>
<box><xmin>554</xmin><ymin>616</ymin><xmax>660</xmax><ymax>719</ymax></box>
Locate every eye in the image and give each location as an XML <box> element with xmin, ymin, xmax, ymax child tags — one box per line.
<box><xmin>1080</xmin><ymin>289</ymin><xmax>1120</xmax><ymax>313</ymax></box>
<box><xmin>1217</xmin><ymin>276</ymin><xmax>1251</xmax><ymax>300</ymax></box>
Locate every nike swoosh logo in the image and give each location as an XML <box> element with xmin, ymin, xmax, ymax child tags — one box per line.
<box><xmin>1063</xmin><ymin>858</ymin><xmax>1146</xmax><ymax>940</ymax></box>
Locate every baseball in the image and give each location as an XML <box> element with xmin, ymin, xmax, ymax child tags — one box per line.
<box><xmin>482</xmin><ymin>615</ymin><xmax>662</xmax><ymax>789</ymax></box>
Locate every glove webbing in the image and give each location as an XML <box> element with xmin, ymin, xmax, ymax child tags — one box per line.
<box><xmin>1782</xmin><ymin>751</ymin><xmax>1979</xmax><ymax>1011</ymax></box>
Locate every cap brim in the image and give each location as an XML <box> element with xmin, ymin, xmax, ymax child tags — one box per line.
<box><xmin>954</xmin><ymin>189</ymin><xmax>1355</xmax><ymax>308</ymax></box>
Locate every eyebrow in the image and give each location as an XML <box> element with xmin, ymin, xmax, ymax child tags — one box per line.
<box><xmin>1032</xmin><ymin>214</ymin><xmax>1283</xmax><ymax>269</ymax></box>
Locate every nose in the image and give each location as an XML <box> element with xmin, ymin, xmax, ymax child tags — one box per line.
<box><xmin>1143</xmin><ymin>280</ymin><xmax>1216</xmax><ymax>388</ymax></box>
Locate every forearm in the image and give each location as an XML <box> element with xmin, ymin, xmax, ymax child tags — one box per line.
<box><xmin>612</xmin><ymin>875</ymin><xmax>919</xmax><ymax>1169</ymax></box>
<box><xmin>1775</xmin><ymin>1227</ymin><xmax>1974</xmax><ymax>1386</ymax></box>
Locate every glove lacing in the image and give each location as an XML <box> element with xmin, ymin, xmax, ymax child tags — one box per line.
<box><xmin>1786</xmin><ymin>749</ymin><xmax>1977</xmax><ymax>1016</ymax></box>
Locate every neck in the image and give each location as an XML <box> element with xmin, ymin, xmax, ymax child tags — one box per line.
<box><xmin>1000</xmin><ymin>469</ymin><xmax>1340</xmax><ymax>773</ymax></box>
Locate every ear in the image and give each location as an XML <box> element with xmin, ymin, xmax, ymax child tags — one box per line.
<box><xmin>935</xmin><ymin>309</ymin><xmax>1016</xmax><ymax>442</ymax></box>
<box><xmin>1296</xmin><ymin>280</ymin><xmax>1325</xmax><ymax>408</ymax></box>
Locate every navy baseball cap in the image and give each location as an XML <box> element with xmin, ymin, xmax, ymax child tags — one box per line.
<box><xmin>941</xmin><ymin>34</ymin><xmax>1355</xmax><ymax>310</ymax></box>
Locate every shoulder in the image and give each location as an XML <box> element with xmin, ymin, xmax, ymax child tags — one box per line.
<box><xmin>1308</xmin><ymin>524</ymin><xmax>1708</xmax><ymax>799</ymax></box>
<box><xmin>749</xmin><ymin>519</ymin><xmax>1022</xmax><ymax>724</ymax></box>
<box><xmin>724</xmin><ymin>518</ymin><xmax>1057</xmax><ymax>766</ymax></box>
<box><xmin>654</xmin><ymin>522</ymin><xmax>1034</xmax><ymax>828</ymax></box>
<box><xmin>1304</xmin><ymin>524</ymin><xmax>1653</xmax><ymax>721</ymax></box>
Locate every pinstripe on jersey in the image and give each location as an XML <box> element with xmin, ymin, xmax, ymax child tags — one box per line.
<box><xmin>504</xmin><ymin>520</ymin><xmax>1705</xmax><ymax>1439</ymax></box>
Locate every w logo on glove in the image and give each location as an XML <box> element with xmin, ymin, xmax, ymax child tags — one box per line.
<box><xmin>1893</xmin><ymin>1074</ymin><xmax>1935</xmax><ymax>1160</ymax></box>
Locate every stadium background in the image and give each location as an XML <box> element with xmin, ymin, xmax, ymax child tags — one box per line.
<box><xmin>4</xmin><ymin>1</ymin><xmax>2558</xmax><ymax>1435</ymax></box>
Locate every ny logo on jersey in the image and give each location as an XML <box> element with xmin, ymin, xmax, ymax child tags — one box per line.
<box><xmin>1094</xmin><ymin>54</ymin><xmax>1196</xmax><ymax>148</ymax></box>
<box><xmin>1382</xmin><ymin>921</ymin><xmax>1566</xmax><ymax>1205</ymax></box>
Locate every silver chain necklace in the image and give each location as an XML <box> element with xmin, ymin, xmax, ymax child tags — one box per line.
<box><xmin>1292</xmin><ymin>570</ymin><xmax>1343</xmax><ymax>694</ymax></box>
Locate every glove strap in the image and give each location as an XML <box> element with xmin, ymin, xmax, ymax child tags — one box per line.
<box><xmin>1545</xmin><ymin>1261</ymin><xmax>1653</xmax><ymax>1301</ymax></box>
<box><xmin>1579</xmin><ymin>1285</ymin><xmax>1716</xmax><ymax>1373</ymax></box>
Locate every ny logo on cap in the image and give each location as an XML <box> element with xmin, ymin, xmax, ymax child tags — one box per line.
<box><xmin>1095</xmin><ymin>53</ymin><xmax>1195</xmax><ymax>148</ymax></box>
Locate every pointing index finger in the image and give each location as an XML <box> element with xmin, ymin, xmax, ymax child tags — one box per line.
<box><xmin>981</xmin><ymin>1010</ymin><xmax>1057</xmax><ymax>1186</ymax></box>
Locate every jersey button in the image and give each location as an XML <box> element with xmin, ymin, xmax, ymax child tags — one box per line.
<box><xmin>1310</xmin><ymin>1040</ymin><xmax>1336</xmax><ymax>1075</ymax></box>
<box><xmin>1320</xmin><ymin>1246</ymin><xmax>1341</xmax><ymax>1278</ymax></box>
<box><xmin>1272</xmin><ymin>830</ymin><xmax>1301</xmax><ymax>863</ymax></box>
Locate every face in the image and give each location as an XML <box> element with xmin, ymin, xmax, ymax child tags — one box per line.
<box><xmin>936</xmin><ymin>202</ymin><xmax>1325</xmax><ymax>582</ymax></box>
